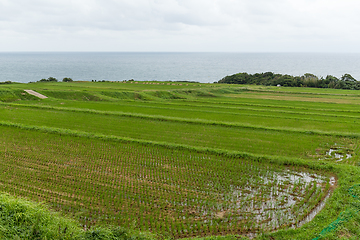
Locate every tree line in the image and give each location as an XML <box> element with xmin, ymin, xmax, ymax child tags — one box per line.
<box><xmin>38</xmin><ymin>77</ymin><xmax>73</xmax><ymax>82</ymax></box>
<box><xmin>217</xmin><ymin>72</ymin><xmax>360</xmax><ymax>90</ymax></box>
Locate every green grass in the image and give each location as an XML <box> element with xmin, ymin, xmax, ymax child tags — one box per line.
<box><xmin>0</xmin><ymin>192</ymin><xmax>156</xmax><ymax>240</ymax></box>
<box><xmin>2</xmin><ymin>81</ymin><xmax>360</xmax><ymax>239</ymax></box>
<box><xmin>0</xmin><ymin>104</ymin><xmax>357</xmax><ymax>162</ymax></box>
<box><xmin>10</xmin><ymin>98</ymin><xmax>360</xmax><ymax>125</ymax></box>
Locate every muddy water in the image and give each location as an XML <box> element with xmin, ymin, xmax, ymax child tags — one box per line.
<box><xmin>231</xmin><ymin>171</ymin><xmax>334</xmax><ymax>237</ymax></box>
<box><xmin>325</xmin><ymin>148</ymin><xmax>352</xmax><ymax>162</ymax></box>
<box><xmin>295</xmin><ymin>177</ymin><xmax>336</xmax><ymax>228</ymax></box>
<box><xmin>243</xmin><ymin>176</ymin><xmax>336</xmax><ymax>239</ymax></box>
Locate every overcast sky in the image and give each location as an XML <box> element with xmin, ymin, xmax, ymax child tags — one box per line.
<box><xmin>1</xmin><ymin>0</ymin><xmax>360</xmax><ymax>52</ymax></box>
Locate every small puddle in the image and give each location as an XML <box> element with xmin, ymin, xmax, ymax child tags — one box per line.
<box><xmin>323</xmin><ymin>148</ymin><xmax>352</xmax><ymax>162</ymax></box>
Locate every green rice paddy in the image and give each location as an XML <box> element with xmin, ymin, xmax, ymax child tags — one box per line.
<box><xmin>1</xmin><ymin>81</ymin><xmax>360</xmax><ymax>239</ymax></box>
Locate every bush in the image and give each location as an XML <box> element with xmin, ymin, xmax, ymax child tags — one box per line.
<box><xmin>39</xmin><ymin>77</ymin><xmax>58</xmax><ymax>82</ymax></box>
<box><xmin>0</xmin><ymin>81</ymin><xmax>12</xmax><ymax>85</ymax></box>
<box><xmin>63</xmin><ymin>77</ymin><xmax>73</xmax><ymax>82</ymax></box>
<box><xmin>47</xmin><ymin>77</ymin><xmax>58</xmax><ymax>82</ymax></box>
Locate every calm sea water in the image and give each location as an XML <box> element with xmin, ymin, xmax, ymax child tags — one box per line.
<box><xmin>1</xmin><ymin>52</ymin><xmax>360</xmax><ymax>83</ymax></box>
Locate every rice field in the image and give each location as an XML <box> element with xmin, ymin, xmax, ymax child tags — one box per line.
<box><xmin>1</xmin><ymin>81</ymin><xmax>360</xmax><ymax>239</ymax></box>
<box><xmin>0</xmin><ymin>126</ymin><xmax>333</xmax><ymax>238</ymax></box>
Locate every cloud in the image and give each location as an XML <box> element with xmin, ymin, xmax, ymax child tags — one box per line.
<box><xmin>0</xmin><ymin>0</ymin><xmax>360</xmax><ymax>51</ymax></box>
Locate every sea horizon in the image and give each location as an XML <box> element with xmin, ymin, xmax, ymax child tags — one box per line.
<box><xmin>1</xmin><ymin>52</ymin><xmax>360</xmax><ymax>83</ymax></box>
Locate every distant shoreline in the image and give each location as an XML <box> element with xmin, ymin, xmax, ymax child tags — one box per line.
<box><xmin>1</xmin><ymin>52</ymin><xmax>360</xmax><ymax>83</ymax></box>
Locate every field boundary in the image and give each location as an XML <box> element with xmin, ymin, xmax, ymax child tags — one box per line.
<box><xmin>312</xmin><ymin>184</ymin><xmax>360</xmax><ymax>240</ymax></box>
<box><xmin>2</xmin><ymin>102</ymin><xmax>360</xmax><ymax>139</ymax></box>
<box><xmin>178</xmin><ymin>99</ymin><xmax>360</xmax><ymax>113</ymax></box>
<box><xmin>0</xmin><ymin>120</ymin><xmax>335</xmax><ymax>172</ymax></box>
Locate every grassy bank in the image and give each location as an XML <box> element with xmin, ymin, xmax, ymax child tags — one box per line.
<box><xmin>0</xmin><ymin>192</ymin><xmax>156</xmax><ymax>240</ymax></box>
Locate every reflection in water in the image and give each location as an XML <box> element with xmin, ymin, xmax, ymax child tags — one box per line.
<box><xmin>324</xmin><ymin>148</ymin><xmax>352</xmax><ymax>162</ymax></box>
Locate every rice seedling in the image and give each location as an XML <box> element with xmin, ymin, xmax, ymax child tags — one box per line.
<box><xmin>1</xmin><ymin>82</ymin><xmax>360</xmax><ymax>239</ymax></box>
<box><xmin>0</xmin><ymin>125</ymin><xmax>334</xmax><ymax>238</ymax></box>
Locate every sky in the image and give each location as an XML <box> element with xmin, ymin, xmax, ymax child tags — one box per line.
<box><xmin>1</xmin><ymin>0</ymin><xmax>360</xmax><ymax>52</ymax></box>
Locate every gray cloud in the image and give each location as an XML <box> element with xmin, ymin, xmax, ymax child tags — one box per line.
<box><xmin>0</xmin><ymin>0</ymin><xmax>360</xmax><ymax>51</ymax></box>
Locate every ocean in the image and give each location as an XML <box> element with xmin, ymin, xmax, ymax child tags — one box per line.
<box><xmin>1</xmin><ymin>52</ymin><xmax>360</xmax><ymax>83</ymax></box>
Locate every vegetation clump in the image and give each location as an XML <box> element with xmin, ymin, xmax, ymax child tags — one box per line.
<box><xmin>0</xmin><ymin>193</ymin><xmax>157</xmax><ymax>240</ymax></box>
<box><xmin>63</xmin><ymin>77</ymin><xmax>74</xmax><ymax>82</ymax></box>
<box><xmin>0</xmin><ymin>81</ymin><xmax>12</xmax><ymax>84</ymax></box>
<box><xmin>218</xmin><ymin>72</ymin><xmax>360</xmax><ymax>90</ymax></box>
<box><xmin>39</xmin><ymin>77</ymin><xmax>58</xmax><ymax>82</ymax></box>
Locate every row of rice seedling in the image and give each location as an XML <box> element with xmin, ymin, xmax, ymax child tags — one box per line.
<box><xmin>8</xmin><ymin>85</ymin><xmax>360</xmax><ymax>135</ymax></box>
<box><xmin>234</xmin><ymin>91</ymin><xmax>360</xmax><ymax>105</ymax></box>
<box><xmin>0</xmin><ymin>125</ymin><xmax>332</xmax><ymax>238</ymax></box>
<box><xmin>0</xmin><ymin>104</ymin><xmax>358</xmax><ymax>163</ymax></box>
<box><xmin>173</xmin><ymin>91</ymin><xmax>360</xmax><ymax>112</ymax></box>
<box><xmin>7</xmin><ymin>100</ymin><xmax>360</xmax><ymax>134</ymax></box>
<box><xmin>20</xmin><ymin>85</ymin><xmax>360</xmax><ymax>113</ymax></box>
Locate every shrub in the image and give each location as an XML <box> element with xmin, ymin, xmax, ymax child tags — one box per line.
<box><xmin>63</xmin><ymin>77</ymin><xmax>73</xmax><ymax>82</ymax></box>
<box><xmin>39</xmin><ymin>77</ymin><xmax>58</xmax><ymax>82</ymax></box>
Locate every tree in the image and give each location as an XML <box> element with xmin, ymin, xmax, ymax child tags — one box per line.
<box><xmin>39</xmin><ymin>77</ymin><xmax>58</xmax><ymax>82</ymax></box>
<box><xmin>47</xmin><ymin>77</ymin><xmax>58</xmax><ymax>82</ymax></box>
<box><xmin>303</xmin><ymin>73</ymin><xmax>318</xmax><ymax>81</ymax></box>
<box><xmin>62</xmin><ymin>77</ymin><xmax>73</xmax><ymax>82</ymax></box>
<box><xmin>341</xmin><ymin>73</ymin><xmax>356</xmax><ymax>82</ymax></box>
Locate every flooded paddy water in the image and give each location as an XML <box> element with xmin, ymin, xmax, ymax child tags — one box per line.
<box><xmin>217</xmin><ymin>169</ymin><xmax>334</xmax><ymax>234</ymax></box>
<box><xmin>317</xmin><ymin>145</ymin><xmax>354</xmax><ymax>163</ymax></box>
<box><xmin>326</xmin><ymin>148</ymin><xmax>352</xmax><ymax>162</ymax></box>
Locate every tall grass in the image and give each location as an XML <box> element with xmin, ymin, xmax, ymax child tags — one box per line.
<box><xmin>0</xmin><ymin>192</ymin><xmax>156</xmax><ymax>240</ymax></box>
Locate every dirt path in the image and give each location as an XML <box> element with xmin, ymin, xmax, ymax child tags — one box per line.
<box><xmin>24</xmin><ymin>90</ymin><xmax>48</xmax><ymax>99</ymax></box>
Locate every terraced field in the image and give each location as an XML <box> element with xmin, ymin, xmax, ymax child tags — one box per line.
<box><xmin>1</xmin><ymin>81</ymin><xmax>360</xmax><ymax>239</ymax></box>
